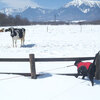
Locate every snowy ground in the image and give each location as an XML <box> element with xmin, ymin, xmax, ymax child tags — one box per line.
<box><xmin>0</xmin><ymin>25</ymin><xmax>100</xmax><ymax>100</ymax></box>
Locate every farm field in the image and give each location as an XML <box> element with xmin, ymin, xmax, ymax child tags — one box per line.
<box><xmin>0</xmin><ymin>25</ymin><xmax>100</xmax><ymax>100</ymax></box>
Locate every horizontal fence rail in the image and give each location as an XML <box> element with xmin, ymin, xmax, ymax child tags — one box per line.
<box><xmin>35</xmin><ymin>57</ymin><xmax>94</xmax><ymax>62</ymax></box>
<box><xmin>0</xmin><ymin>57</ymin><xmax>94</xmax><ymax>62</ymax></box>
<box><xmin>0</xmin><ymin>58</ymin><xmax>29</xmax><ymax>62</ymax></box>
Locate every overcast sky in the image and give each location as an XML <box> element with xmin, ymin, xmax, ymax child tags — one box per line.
<box><xmin>0</xmin><ymin>0</ymin><xmax>100</xmax><ymax>9</ymax></box>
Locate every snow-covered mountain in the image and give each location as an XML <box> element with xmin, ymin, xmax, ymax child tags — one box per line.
<box><xmin>0</xmin><ymin>0</ymin><xmax>100</xmax><ymax>21</ymax></box>
<box><xmin>0</xmin><ymin>8</ymin><xmax>25</xmax><ymax>16</ymax></box>
<box><xmin>0</xmin><ymin>7</ymin><xmax>55</xmax><ymax>21</ymax></box>
<box><xmin>18</xmin><ymin>7</ymin><xmax>55</xmax><ymax>21</ymax></box>
<box><xmin>57</xmin><ymin>0</ymin><xmax>100</xmax><ymax>21</ymax></box>
<box><xmin>0</xmin><ymin>5</ymin><xmax>39</xmax><ymax>16</ymax></box>
<box><xmin>65</xmin><ymin>0</ymin><xmax>100</xmax><ymax>8</ymax></box>
<box><xmin>64</xmin><ymin>0</ymin><xmax>100</xmax><ymax>13</ymax></box>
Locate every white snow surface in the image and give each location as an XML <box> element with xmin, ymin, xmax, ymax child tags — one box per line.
<box><xmin>0</xmin><ymin>25</ymin><xmax>100</xmax><ymax>100</ymax></box>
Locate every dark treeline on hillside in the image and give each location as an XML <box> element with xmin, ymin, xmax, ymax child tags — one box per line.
<box><xmin>0</xmin><ymin>13</ymin><xmax>31</xmax><ymax>26</ymax></box>
<box><xmin>77</xmin><ymin>20</ymin><xmax>100</xmax><ymax>25</ymax></box>
<box><xmin>32</xmin><ymin>20</ymin><xmax>100</xmax><ymax>25</ymax></box>
<box><xmin>0</xmin><ymin>12</ymin><xmax>100</xmax><ymax>26</ymax></box>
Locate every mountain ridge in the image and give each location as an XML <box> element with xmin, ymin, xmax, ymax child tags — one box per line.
<box><xmin>0</xmin><ymin>0</ymin><xmax>100</xmax><ymax>21</ymax></box>
<box><xmin>64</xmin><ymin>0</ymin><xmax>100</xmax><ymax>8</ymax></box>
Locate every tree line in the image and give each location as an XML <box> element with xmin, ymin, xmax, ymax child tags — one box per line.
<box><xmin>0</xmin><ymin>12</ymin><xmax>100</xmax><ymax>26</ymax></box>
<box><xmin>0</xmin><ymin>13</ymin><xmax>31</xmax><ymax>26</ymax></box>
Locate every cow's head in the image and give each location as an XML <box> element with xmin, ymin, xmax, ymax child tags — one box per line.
<box><xmin>5</xmin><ymin>28</ymin><xmax>16</xmax><ymax>37</ymax></box>
<box><xmin>5</xmin><ymin>28</ymin><xmax>11</xmax><ymax>32</ymax></box>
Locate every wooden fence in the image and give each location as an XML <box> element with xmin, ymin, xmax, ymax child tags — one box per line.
<box><xmin>0</xmin><ymin>54</ymin><xmax>94</xmax><ymax>79</ymax></box>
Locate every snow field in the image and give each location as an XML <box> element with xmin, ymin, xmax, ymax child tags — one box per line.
<box><xmin>0</xmin><ymin>25</ymin><xmax>100</xmax><ymax>100</ymax></box>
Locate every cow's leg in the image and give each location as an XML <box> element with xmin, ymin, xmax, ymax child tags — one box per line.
<box><xmin>12</xmin><ymin>38</ymin><xmax>14</xmax><ymax>47</ymax></box>
<box><xmin>21</xmin><ymin>38</ymin><xmax>24</xmax><ymax>46</ymax></box>
<box><xmin>23</xmin><ymin>38</ymin><xmax>24</xmax><ymax>45</ymax></box>
<box><xmin>21</xmin><ymin>39</ymin><xmax>23</xmax><ymax>47</ymax></box>
<box><xmin>15</xmin><ymin>40</ymin><xmax>17</xmax><ymax>47</ymax></box>
<box><xmin>22</xmin><ymin>39</ymin><xmax>23</xmax><ymax>45</ymax></box>
<box><xmin>23</xmin><ymin>36</ymin><xmax>25</xmax><ymax>45</ymax></box>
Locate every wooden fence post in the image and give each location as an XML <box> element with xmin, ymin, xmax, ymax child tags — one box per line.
<box><xmin>29</xmin><ymin>54</ymin><xmax>36</xmax><ymax>79</ymax></box>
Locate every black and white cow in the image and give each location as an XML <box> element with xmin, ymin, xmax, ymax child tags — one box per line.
<box><xmin>5</xmin><ymin>27</ymin><xmax>25</xmax><ymax>47</ymax></box>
